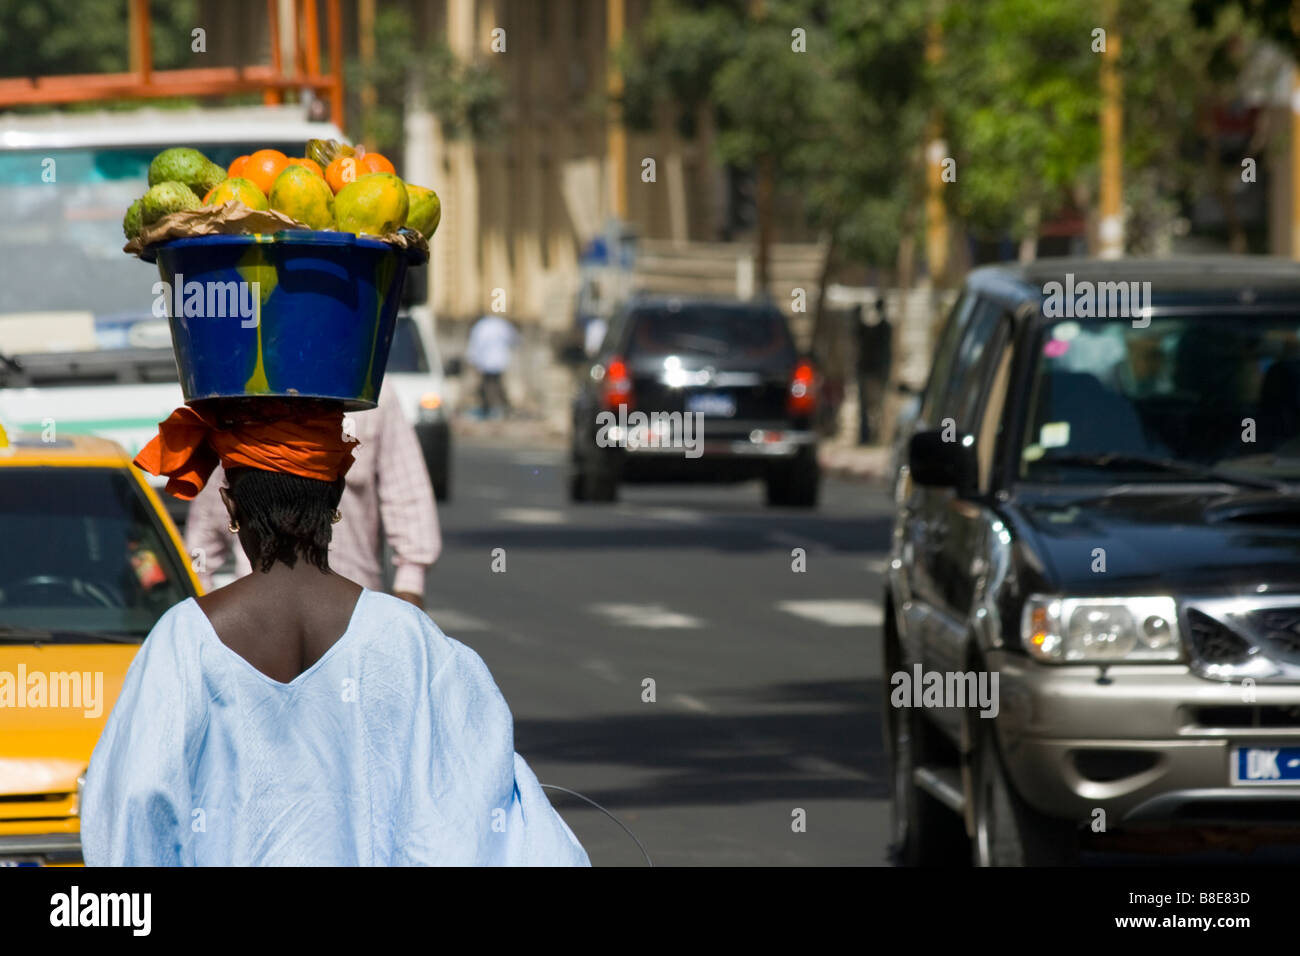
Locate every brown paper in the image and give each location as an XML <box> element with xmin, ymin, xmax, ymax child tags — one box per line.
<box><xmin>123</xmin><ymin>201</ymin><xmax>430</xmax><ymax>260</ymax></box>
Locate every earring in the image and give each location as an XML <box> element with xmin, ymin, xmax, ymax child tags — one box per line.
<box><xmin>331</xmin><ymin>509</ymin><xmax>342</xmax><ymax>524</ymax></box>
<box><xmin>228</xmin><ymin>519</ymin><xmax>240</xmax><ymax>533</ymax></box>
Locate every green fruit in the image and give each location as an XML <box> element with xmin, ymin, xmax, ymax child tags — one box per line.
<box><xmin>148</xmin><ymin>147</ymin><xmax>223</xmax><ymax>197</ymax></box>
<box><xmin>123</xmin><ymin>197</ymin><xmax>144</xmax><ymax>239</ymax></box>
<box><xmin>404</xmin><ymin>184</ymin><xmax>441</xmax><ymax>238</ymax></box>
<box><xmin>268</xmin><ymin>165</ymin><xmax>335</xmax><ymax>229</ymax></box>
<box><xmin>333</xmin><ymin>173</ymin><xmax>409</xmax><ymax>236</ymax></box>
<box><xmin>140</xmin><ymin>181</ymin><xmax>202</xmax><ymax>226</ymax></box>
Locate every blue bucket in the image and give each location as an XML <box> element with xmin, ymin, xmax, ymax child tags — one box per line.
<box><xmin>145</xmin><ymin>231</ymin><xmax>427</xmax><ymax>410</ymax></box>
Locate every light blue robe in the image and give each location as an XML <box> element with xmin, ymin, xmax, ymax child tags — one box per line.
<box><xmin>82</xmin><ymin>589</ymin><xmax>590</xmax><ymax>866</ymax></box>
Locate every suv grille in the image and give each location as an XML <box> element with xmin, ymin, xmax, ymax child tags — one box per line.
<box><xmin>1185</xmin><ymin>609</ymin><xmax>1253</xmax><ymax>665</ymax></box>
<box><xmin>1247</xmin><ymin>608</ymin><xmax>1300</xmax><ymax>663</ymax></box>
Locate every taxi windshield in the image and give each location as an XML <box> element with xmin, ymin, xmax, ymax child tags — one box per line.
<box><xmin>1021</xmin><ymin>314</ymin><xmax>1300</xmax><ymax>484</ymax></box>
<box><xmin>0</xmin><ymin>466</ymin><xmax>191</xmax><ymax>639</ymax></box>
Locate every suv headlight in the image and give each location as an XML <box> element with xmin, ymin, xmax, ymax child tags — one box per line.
<box><xmin>1022</xmin><ymin>595</ymin><xmax>1181</xmax><ymax>663</ymax></box>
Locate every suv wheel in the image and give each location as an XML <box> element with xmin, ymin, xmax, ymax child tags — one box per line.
<box><xmin>971</xmin><ymin>717</ymin><xmax>1078</xmax><ymax>866</ymax></box>
<box><xmin>765</xmin><ymin>448</ymin><xmax>820</xmax><ymax>508</ymax></box>
<box><xmin>889</xmin><ymin>701</ymin><xmax>970</xmax><ymax>866</ymax></box>
<box><xmin>570</xmin><ymin>462</ymin><xmax>618</xmax><ymax>503</ymax></box>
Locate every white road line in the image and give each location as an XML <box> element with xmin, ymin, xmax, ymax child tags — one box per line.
<box><xmin>671</xmin><ymin>692</ymin><xmax>712</xmax><ymax>713</ymax></box>
<box><xmin>863</xmin><ymin>556</ymin><xmax>890</xmax><ymax>574</ymax></box>
<box><xmin>427</xmin><ymin>608</ymin><xmax>491</xmax><ymax>632</ymax></box>
<box><xmin>614</xmin><ymin>506</ymin><xmax>704</xmax><ymax>524</ymax></box>
<box><xmin>777</xmin><ymin>599</ymin><xmax>884</xmax><ymax>627</ymax></box>
<box><xmin>768</xmin><ymin>531</ymin><xmax>820</xmax><ymax>551</ymax></box>
<box><xmin>495</xmin><ymin>507</ymin><xmax>568</xmax><ymax>525</ymax></box>
<box><xmin>580</xmin><ymin>658</ymin><xmax>622</xmax><ymax>684</ymax></box>
<box><xmin>589</xmin><ymin>603</ymin><xmax>705</xmax><ymax>629</ymax></box>
<box><xmin>468</xmin><ymin>486</ymin><xmax>508</xmax><ymax>499</ymax></box>
<box><xmin>509</xmin><ymin>452</ymin><xmax>567</xmax><ymax>466</ymax></box>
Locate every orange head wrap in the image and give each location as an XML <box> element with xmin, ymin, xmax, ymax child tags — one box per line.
<box><xmin>134</xmin><ymin>403</ymin><xmax>357</xmax><ymax>500</ymax></box>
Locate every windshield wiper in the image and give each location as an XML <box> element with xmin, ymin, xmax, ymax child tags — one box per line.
<box><xmin>1034</xmin><ymin>452</ymin><xmax>1292</xmax><ymax>492</ymax></box>
<box><xmin>0</xmin><ymin>627</ymin><xmax>143</xmax><ymax>644</ymax></box>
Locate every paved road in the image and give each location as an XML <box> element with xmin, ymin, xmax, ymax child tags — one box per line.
<box><xmin>424</xmin><ymin>435</ymin><xmax>895</xmax><ymax>866</ymax></box>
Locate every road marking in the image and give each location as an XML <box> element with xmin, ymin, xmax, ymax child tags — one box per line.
<box><xmin>671</xmin><ymin>692</ymin><xmax>712</xmax><ymax>713</ymax></box>
<box><xmin>589</xmin><ymin>603</ymin><xmax>705</xmax><ymax>628</ymax></box>
<box><xmin>768</xmin><ymin>531</ymin><xmax>820</xmax><ymax>551</ymax></box>
<box><xmin>510</xmin><ymin>451</ymin><xmax>566</xmax><ymax>466</ymax></box>
<box><xmin>469</xmin><ymin>486</ymin><xmax>508</xmax><ymax>499</ymax></box>
<box><xmin>863</xmin><ymin>556</ymin><xmax>890</xmax><ymax>574</ymax></box>
<box><xmin>580</xmin><ymin>658</ymin><xmax>622</xmax><ymax>684</ymax></box>
<box><xmin>615</xmin><ymin>505</ymin><xmax>704</xmax><ymax>524</ymax></box>
<box><xmin>495</xmin><ymin>507</ymin><xmax>568</xmax><ymax>524</ymax></box>
<box><xmin>777</xmin><ymin>599</ymin><xmax>883</xmax><ymax>627</ymax></box>
<box><xmin>427</xmin><ymin>608</ymin><xmax>490</xmax><ymax>632</ymax></box>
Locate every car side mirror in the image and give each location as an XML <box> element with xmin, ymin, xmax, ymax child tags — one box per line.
<box><xmin>401</xmin><ymin>263</ymin><xmax>428</xmax><ymax>307</ymax></box>
<box><xmin>443</xmin><ymin>356</ymin><xmax>463</xmax><ymax>377</ymax></box>
<box><xmin>908</xmin><ymin>429</ymin><xmax>978</xmax><ymax>494</ymax></box>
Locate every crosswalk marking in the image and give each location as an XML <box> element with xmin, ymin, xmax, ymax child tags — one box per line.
<box><xmin>495</xmin><ymin>507</ymin><xmax>568</xmax><ymax>525</ymax></box>
<box><xmin>588</xmin><ymin>603</ymin><xmax>705</xmax><ymax>628</ymax></box>
<box><xmin>427</xmin><ymin>608</ymin><xmax>490</xmax><ymax>632</ymax></box>
<box><xmin>777</xmin><ymin>599</ymin><xmax>883</xmax><ymax>627</ymax></box>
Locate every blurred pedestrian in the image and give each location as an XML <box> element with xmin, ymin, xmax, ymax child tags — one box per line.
<box><xmin>856</xmin><ymin>297</ymin><xmax>893</xmax><ymax>445</ymax></box>
<box><xmin>186</xmin><ymin>384</ymin><xmax>440</xmax><ymax>608</ymax></box>
<box><xmin>466</xmin><ymin>312</ymin><xmax>518</xmax><ymax>418</ymax></box>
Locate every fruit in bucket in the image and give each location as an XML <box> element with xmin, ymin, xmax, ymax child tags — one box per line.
<box><xmin>286</xmin><ymin>157</ymin><xmax>325</xmax><ymax>178</ymax></box>
<box><xmin>306</xmin><ymin>138</ymin><xmax>354</xmax><ymax>170</ymax></box>
<box><xmin>333</xmin><ymin>173</ymin><xmax>409</xmax><ymax>236</ymax></box>
<box><xmin>140</xmin><ymin>181</ymin><xmax>203</xmax><ymax>226</ymax></box>
<box><xmin>149</xmin><ymin>147</ymin><xmax>226</xmax><ymax>199</ymax></box>
<box><xmin>203</xmin><ymin>177</ymin><xmax>270</xmax><ymax>211</ymax></box>
<box><xmin>355</xmin><ymin>152</ymin><xmax>396</xmax><ymax>176</ymax></box>
<box><xmin>269</xmin><ymin>165</ymin><xmax>336</xmax><ymax>230</ymax></box>
<box><xmin>404</xmin><ymin>184</ymin><xmax>441</xmax><ymax>239</ymax></box>
<box><xmin>123</xmin><ymin>198</ymin><xmax>144</xmax><ymax>239</ymax></box>
<box><xmin>242</xmin><ymin>149</ymin><xmax>291</xmax><ymax>195</ymax></box>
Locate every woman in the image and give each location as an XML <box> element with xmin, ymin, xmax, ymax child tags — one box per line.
<box><xmin>82</xmin><ymin>401</ymin><xmax>588</xmax><ymax>866</ymax></box>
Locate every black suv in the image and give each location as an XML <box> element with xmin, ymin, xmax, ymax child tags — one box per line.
<box><xmin>569</xmin><ymin>296</ymin><xmax>820</xmax><ymax>506</ymax></box>
<box><xmin>888</xmin><ymin>257</ymin><xmax>1300</xmax><ymax>865</ymax></box>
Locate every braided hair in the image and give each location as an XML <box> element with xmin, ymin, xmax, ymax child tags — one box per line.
<box><xmin>224</xmin><ymin>466</ymin><xmax>344</xmax><ymax>574</ymax></box>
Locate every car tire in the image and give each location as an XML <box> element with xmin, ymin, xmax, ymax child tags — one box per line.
<box><xmin>570</xmin><ymin>461</ymin><xmax>618</xmax><ymax>503</ymax></box>
<box><xmin>889</xmin><ymin>702</ymin><xmax>971</xmax><ymax>866</ymax></box>
<box><xmin>885</xmin><ymin>613</ymin><xmax>969</xmax><ymax>866</ymax></box>
<box><xmin>765</xmin><ymin>449</ymin><xmax>820</xmax><ymax>508</ymax></box>
<box><xmin>970</xmin><ymin>716</ymin><xmax>1079</xmax><ymax>866</ymax></box>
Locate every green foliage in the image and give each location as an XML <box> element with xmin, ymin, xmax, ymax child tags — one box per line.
<box><xmin>0</xmin><ymin>0</ymin><xmax>199</xmax><ymax>78</ymax></box>
<box><xmin>347</xmin><ymin>4</ymin><xmax>504</xmax><ymax>156</ymax></box>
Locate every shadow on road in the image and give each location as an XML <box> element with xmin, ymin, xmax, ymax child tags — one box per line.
<box><xmin>517</xmin><ymin>677</ymin><xmax>889</xmax><ymax>809</ymax></box>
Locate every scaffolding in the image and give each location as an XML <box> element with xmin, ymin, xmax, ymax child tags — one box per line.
<box><xmin>0</xmin><ymin>0</ymin><xmax>346</xmax><ymax>128</ymax></box>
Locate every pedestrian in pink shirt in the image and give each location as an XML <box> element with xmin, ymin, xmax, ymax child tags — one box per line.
<box><xmin>185</xmin><ymin>385</ymin><xmax>441</xmax><ymax>607</ymax></box>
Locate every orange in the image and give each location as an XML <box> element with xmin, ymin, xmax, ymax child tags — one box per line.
<box><xmin>242</xmin><ymin>149</ymin><xmax>290</xmax><ymax>196</ymax></box>
<box><xmin>286</xmin><ymin>157</ymin><xmax>324</xmax><ymax>178</ymax></box>
<box><xmin>227</xmin><ymin>155</ymin><xmax>250</xmax><ymax>179</ymax></box>
<box><xmin>356</xmin><ymin>152</ymin><xmax>396</xmax><ymax>176</ymax></box>
<box><xmin>325</xmin><ymin>155</ymin><xmax>362</xmax><ymax>194</ymax></box>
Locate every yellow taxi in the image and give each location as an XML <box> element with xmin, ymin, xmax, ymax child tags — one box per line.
<box><xmin>0</xmin><ymin>425</ymin><xmax>200</xmax><ymax>865</ymax></box>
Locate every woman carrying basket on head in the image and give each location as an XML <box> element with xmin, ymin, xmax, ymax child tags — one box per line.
<box><xmin>81</xmin><ymin>400</ymin><xmax>588</xmax><ymax>866</ymax></box>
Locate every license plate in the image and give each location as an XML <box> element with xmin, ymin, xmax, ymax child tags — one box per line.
<box><xmin>686</xmin><ymin>392</ymin><xmax>736</xmax><ymax>417</ymax></box>
<box><xmin>1231</xmin><ymin>745</ymin><xmax>1300</xmax><ymax>785</ymax></box>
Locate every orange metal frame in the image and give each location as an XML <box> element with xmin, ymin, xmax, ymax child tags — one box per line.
<box><xmin>0</xmin><ymin>0</ymin><xmax>345</xmax><ymax>128</ymax></box>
